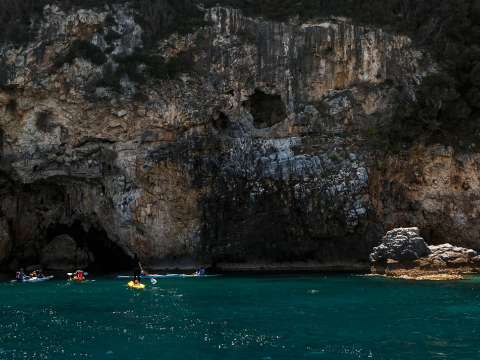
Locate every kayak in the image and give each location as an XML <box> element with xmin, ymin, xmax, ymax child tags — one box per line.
<box><xmin>127</xmin><ymin>281</ymin><xmax>145</xmax><ymax>289</ymax></box>
<box><xmin>116</xmin><ymin>274</ymin><xmax>180</xmax><ymax>279</ymax></box>
<box><xmin>11</xmin><ymin>276</ymin><xmax>54</xmax><ymax>283</ymax></box>
<box><xmin>169</xmin><ymin>274</ymin><xmax>222</xmax><ymax>278</ymax></box>
<box><xmin>72</xmin><ymin>276</ymin><xmax>85</xmax><ymax>281</ymax></box>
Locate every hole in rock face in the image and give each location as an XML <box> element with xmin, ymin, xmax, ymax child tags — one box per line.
<box><xmin>6</xmin><ymin>99</ymin><xmax>17</xmax><ymax>113</ymax></box>
<box><xmin>248</xmin><ymin>89</ymin><xmax>286</xmax><ymax>129</ymax></box>
<box><xmin>212</xmin><ymin>112</ymin><xmax>230</xmax><ymax>133</ymax></box>
<box><xmin>45</xmin><ymin>220</ymin><xmax>132</xmax><ymax>271</ymax></box>
<box><xmin>35</xmin><ymin>110</ymin><xmax>55</xmax><ymax>132</ymax></box>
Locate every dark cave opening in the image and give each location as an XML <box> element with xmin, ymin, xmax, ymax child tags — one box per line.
<box><xmin>212</xmin><ymin>112</ymin><xmax>230</xmax><ymax>134</ymax></box>
<box><xmin>247</xmin><ymin>89</ymin><xmax>286</xmax><ymax>129</ymax></box>
<box><xmin>45</xmin><ymin>220</ymin><xmax>132</xmax><ymax>272</ymax></box>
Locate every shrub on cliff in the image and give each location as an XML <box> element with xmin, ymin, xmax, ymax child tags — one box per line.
<box><xmin>0</xmin><ymin>0</ymin><xmax>49</xmax><ymax>43</ymax></box>
<box><xmin>106</xmin><ymin>50</ymin><xmax>193</xmax><ymax>87</ymax></box>
<box><xmin>56</xmin><ymin>40</ymin><xmax>106</xmax><ymax>67</ymax></box>
<box><xmin>59</xmin><ymin>0</ymin><xmax>116</xmax><ymax>10</ymax></box>
<box><xmin>164</xmin><ymin>52</ymin><xmax>194</xmax><ymax>78</ymax></box>
<box><xmin>133</xmin><ymin>0</ymin><xmax>209</xmax><ymax>48</ymax></box>
<box><xmin>104</xmin><ymin>29</ymin><xmax>121</xmax><ymax>44</ymax></box>
<box><xmin>96</xmin><ymin>74</ymin><xmax>121</xmax><ymax>92</ymax></box>
<box><xmin>141</xmin><ymin>52</ymin><xmax>194</xmax><ymax>80</ymax></box>
<box><xmin>104</xmin><ymin>13</ymin><xmax>116</xmax><ymax>25</ymax></box>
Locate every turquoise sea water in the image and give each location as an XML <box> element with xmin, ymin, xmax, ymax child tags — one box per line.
<box><xmin>1</xmin><ymin>272</ymin><xmax>480</xmax><ymax>360</ymax></box>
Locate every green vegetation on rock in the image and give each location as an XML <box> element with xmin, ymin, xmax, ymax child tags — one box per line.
<box><xmin>55</xmin><ymin>40</ymin><xmax>106</xmax><ymax>67</ymax></box>
<box><xmin>0</xmin><ymin>0</ymin><xmax>207</xmax><ymax>46</ymax></box>
<box><xmin>2</xmin><ymin>0</ymin><xmax>480</xmax><ymax>146</ymax></box>
<box><xmin>104</xmin><ymin>29</ymin><xmax>122</xmax><ymax>44</ymax></box>
<box><xmin>95</xmin><ymin>50</ymin><xmax>193</xmax><ymax>91</ymax></box>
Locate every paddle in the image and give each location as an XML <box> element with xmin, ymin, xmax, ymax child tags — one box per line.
<box><xmin>140</xmin><ymin>268</ymin><xmax>156</xmax><ymax>284</ymax></box>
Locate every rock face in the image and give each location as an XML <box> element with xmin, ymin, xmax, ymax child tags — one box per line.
<box><xmin>0</xmin><ymin>5</ymin><xmax>478</xmax><ymax>271</ymax></box>
<box><xmin>39</xmin><ymin>234</ymin><xmax>94</xmax><ymax>270</ymax></box>
<box><xmin>370</xmin><ymin>227</ymin><xmax>480</xmax><ymax>279</ymax></box>
<box><xmin>370</xmin><ymin>144</ymin><xmax>480</xmax><ymax>251</ymax></box>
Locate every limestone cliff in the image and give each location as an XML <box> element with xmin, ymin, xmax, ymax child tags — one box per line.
<box><xmin>0</xmin><ymin>4</ymin><xmax>474</xmax><ymax>271</ymax></box>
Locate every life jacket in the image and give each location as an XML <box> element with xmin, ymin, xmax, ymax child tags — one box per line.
<box><xmin>36</xmin><ymin>270</ymin><xmax>42</xmax><ymax>278</ymax></box>
<box><xmin>16</xmin><ymin>271</ymin><xmax>25</xmax><ymax>280</ymax></box>
<box><xmin>16</xmin><ymin>271</ymin><xmax>20</xmax><ymax>280</ymax></box>
<box><xmin>76</xmin><ymin>270</ymin><xmax>83</xmax><ymax>278</ymax></box>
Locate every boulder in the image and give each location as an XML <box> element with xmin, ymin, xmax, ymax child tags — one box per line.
<box><xmin>370</xmin><ymin>227</ymin><xmax>430</xmax><ymax>262</ymax></box>
<box><xmin>40</xmin><ymin>234</ymin><xmax>94</xmax><ymax>270</ymax></box>
<box><xmin>370</xmin><ymin>227</ymin><xmax>479</xmax><ymax>279</ymax></box>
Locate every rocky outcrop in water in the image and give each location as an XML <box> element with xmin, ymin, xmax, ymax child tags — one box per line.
<box><xmin>370</xmin><ymin>228</ymin><xmax>430</xmax><ymax>262</ymax></box>
<box><xmin>39</xmin><ymin>234</ymin><xmax>94</xmax><ymax>271</ymax></box>
<box><xmin>0</xmin><ymin>4</ymin><xmax>479</xmax><ymax>271</ymax></box>
<box><xmin>370</xmin><ymin>227</ymin><xmax>480</xmax><ymax>279</ymax></box>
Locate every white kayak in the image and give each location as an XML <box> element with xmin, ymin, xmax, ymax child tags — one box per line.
<box><xmin>11</xmin><ymin>276</ymin><xmax>54</xmax><ymax>283</ymax></box>
<box><xmin>116</xmin><ymin>274</ymin><xmax>180</xmax><ymax>279</ymax></box>
<box><xmin>169</xmin><ymin>274</ymin><xmax>222</xmax><ymax>278</ymax></box>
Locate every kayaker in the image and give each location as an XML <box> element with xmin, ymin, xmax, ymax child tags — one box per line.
<box><xmin>132</xmin><ymin>251</ymin><xmax>143</xmax><ymax>284</ymax></box>
<box><xmin>74</xmin><ymin>268</ymin><xmax>84</xmax><ymax>279</ymax></box>
<box><xmin>16</xmin><ymin>268</ymin><xmax>27</xmax><ymax>282</ymax></box>
<box><xmin>36</xmin><ymin>269</ymin><xmax>45</xmax><ymax>278</ymax></box>
<box><xmin>195</xmin><ymin>267</ymin><xmax>205</xmax><ymax>275</ymax></box>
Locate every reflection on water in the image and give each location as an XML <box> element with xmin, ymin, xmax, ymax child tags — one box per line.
<box><xmin>0</xmin><ymin>273</ymin><xmax>480</xmax><ymax>359</ymax></box>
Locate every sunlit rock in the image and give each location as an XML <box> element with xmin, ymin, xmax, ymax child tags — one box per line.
<box><xmin>370</xmin><ymin>227</ymin><xmax>480</xmax><ymax>279</ymax></box>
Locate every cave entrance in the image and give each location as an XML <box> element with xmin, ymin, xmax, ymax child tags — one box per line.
<box><xmin>245</xmin><ymin>89</ymin><xmax>286</xmax><ymax>129</ymax></box>
<box><xmin>45</xmin><ymin>220</ymin><xmax>132</xmax><ymax>272</ymax></box>
<box><xmin>212</xmin><ymin>112</ymin><xmax>230</xmax><ymax>135</ymax></box>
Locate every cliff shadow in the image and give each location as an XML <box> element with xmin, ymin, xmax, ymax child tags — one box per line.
<box><xmin>42</xmin><ymin>220</ymin><xmax>131</xmax><ymax>272</ymax></box>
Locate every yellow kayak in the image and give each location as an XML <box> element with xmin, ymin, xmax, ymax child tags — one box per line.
<box><xmin>127</xmin><ymin>281</ymin><xmax>145</xmax><ymax>289</ymax></box>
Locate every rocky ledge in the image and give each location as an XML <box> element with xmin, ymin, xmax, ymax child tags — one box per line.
<box><xmin>370</xmin><ymin>227</ymin><xmax>480</xmax><ymax>280</ymax></box>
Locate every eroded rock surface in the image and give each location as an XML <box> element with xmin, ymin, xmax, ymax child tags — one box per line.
<box><xmin>370</xmin><ymin>227</ymin><xmax>430</xmax><ymax>262</ymax></box>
